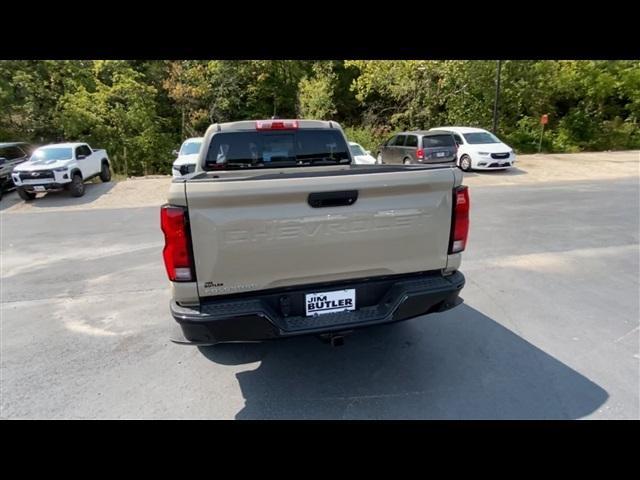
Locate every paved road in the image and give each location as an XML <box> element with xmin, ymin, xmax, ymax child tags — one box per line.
<box><xmin>1</xmin><ymin>160</ymin><xmax>638</xmax><ymax>419</ymax></box>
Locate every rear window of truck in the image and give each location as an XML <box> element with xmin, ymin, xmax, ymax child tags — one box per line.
<box><xmin>204</xmin><ymin>130</ymin><xmax>351</xmax><ymax>170</ymax></box>
<box><xmin>423</xmin><ymin>134</ymin><xmax>455</xmax><ymax>148</ymax></box>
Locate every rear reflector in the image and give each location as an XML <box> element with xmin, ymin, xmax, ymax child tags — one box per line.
<box><xmin>416</xmin><ymin>148</ymin><xmax>425</xmax><ymax>160</ymax></box>
<box><xmin>256</xmin><ymin>119</ymin><xmax>299</xmax><ymax>130</ymax></box>
<box><xmin>160</xmin><ymin>205</ymin><xmax>194</xmax><ymax>282</ymax></box>
<box><xmin>449</xmin><ymin>186</ymin><xmax>470</xmax><ymax>254</ymax></box>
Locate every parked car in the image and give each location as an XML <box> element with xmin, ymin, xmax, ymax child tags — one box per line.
<box><xmin>429</xmin><ymin>126</ymin><xmax>516</xmax><ymax>172</ymax></box>
<box><xmin>172</xmin><ymin>137</ymin><xmax>203</xmax><ymax>177</ymax></box>
<box><xmin>0</xmin><ymin>142</ymin><xmax>36</xmax><ymax>200</ymax></box>
<box><xmin>375</xmin><ymin>131</ymin><xmax>458</xmax><ymax>165</ymax></box>
<box><xmin>349</xmin><ymin>142</ymin><xmax>378</xmax><ymax>165</ymax></box>
<box><xmin>162</xmin><ymin>118</ymin><xmax>468</xmax><ymax>346</ymax></box>
<box><xmin>11</xmin><ymin>143</ymin><xmax>111</xmax><ymax>200</ymax></box>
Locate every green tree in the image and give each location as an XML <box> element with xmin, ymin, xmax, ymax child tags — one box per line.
<box><xmin>56</xmin><ymin>61</ymin><xmax>174</xmax><ymax>176</ymax></box>
<box><xmin>163</xmin><ymin>60</ymin><xmax>313</xmax><ymax>134</ymax></box>
<box><xmin>0</xmin><ymin>60</ymin><xmax>93</xmax><ymax>142</ymax></box>
<box><xmin>2</xmin><ymin>59</ymin><xmax>639</xmax><ymax>174</ymax></box>
<box><xmin>297</xmin><ymin>62</ymin><xmax>337</xmax><ymax>120</ymax></box>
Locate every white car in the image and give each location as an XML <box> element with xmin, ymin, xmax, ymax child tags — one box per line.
<box><xmin>12</xmin><ymin>142</ymin><xmax>111</xmax><ymax>200</ymax></box>
<box><xmin>429</xmin><ymin>126</ymin><xmax>516</xmax><ymax>172</ymax></box>
<box><xmin>349</xmin><ymin>142</ymin><xmax>378</xmax><ymax>165</ymax></box>
<box><xmin>172</xmin><ymin>137</ymin><xmax>203</xmax><ymax>177</ymax></box>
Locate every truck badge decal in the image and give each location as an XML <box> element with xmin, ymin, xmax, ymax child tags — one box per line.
<box><xmin>202</xmin><ymin>281</ymin><xmax>258</xmax><ymax>294</ymax></box>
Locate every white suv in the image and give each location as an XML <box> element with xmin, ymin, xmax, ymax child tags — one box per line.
<box><xmin>429</xmin><ymin>126</ymin><xmax>516</xmax><ymax>172</ymax></box>
<box><xmin>172</xmin><ymin>137</ymin><xmax>203</xmax><ymax>178</ymax></box>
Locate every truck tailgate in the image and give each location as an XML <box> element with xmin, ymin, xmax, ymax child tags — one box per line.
<box><xmin>185</xmin><ymin>167</ymin><xmax>458</xmax><ymax>298</ymax></box>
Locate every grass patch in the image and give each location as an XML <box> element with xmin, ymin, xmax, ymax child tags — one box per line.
<box><xmin>111</xmin><ymin>173</ymin><xmax>129</xmax><ymax>182</ymax></box>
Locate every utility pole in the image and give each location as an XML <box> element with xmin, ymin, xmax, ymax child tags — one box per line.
<box><xmin>124</xmin><ymin>145</ymin><xmax>128</xmax><ymax>178</ymax></box>
<box><xmin>492</xmin><ymin>60</ymin><xmax>502</xmax><ymax>133</ymax></box>
<box><xmin>181</xmin><ymin>106</ymin><xmax>185</xmax><ymax>141</ymax></box>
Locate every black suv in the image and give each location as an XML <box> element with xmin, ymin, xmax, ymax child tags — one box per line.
<box><xmin>376</xmin><ymin>130</ymin><xmax>457</xmax><ymax>165</ymax></box>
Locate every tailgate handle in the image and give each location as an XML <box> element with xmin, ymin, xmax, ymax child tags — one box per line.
<box><xmin>308</xmin><ymin>190</ymin><xmax>358</xmax><ymax>208</ymax></box>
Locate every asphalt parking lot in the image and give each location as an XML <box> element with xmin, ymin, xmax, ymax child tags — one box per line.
<box><xmin>1</xmin><ymin>151</ymin><xmax>638</xmax><ymax>419</ymax></box>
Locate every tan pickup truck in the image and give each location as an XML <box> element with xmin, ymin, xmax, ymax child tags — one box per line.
<box><xmin>161</xmin><ymin>119</ymin><xmax>469</xmax><ymax>346</ymax></box>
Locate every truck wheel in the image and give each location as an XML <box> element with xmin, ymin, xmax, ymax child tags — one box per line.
<box><xmin>99</xmin><ymin>162</ymin><xmax>111</xmax><ymax>182</ymax></box>
<box><xmin>17</xmin><ymin>187</ymin><xmax>36</xmax><ymax>201</ymax></box>
<box><xmin>70</xmin><ymin>173</ymin><xmax>85</xmax><ymax>197</ymax></box>
<box><xmin>403</xmin><ymin>158</ymin><xmax>412</xmax><ymax>165</ymax></box>
<box><xmin>459</xmin><ymin>155</ymin><xmax>472</xmax><ymax>172</ymax></box>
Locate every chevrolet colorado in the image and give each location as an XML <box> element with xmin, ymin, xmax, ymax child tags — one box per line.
<box><xmin>162</xmin><ymin>119</ymin><xmax>469</xmax><ymax>346</ymax></box>
<box><xmin>12</xmin><ymin>142</ymin><xmax>110</xmax><ymax>200</ymax></box>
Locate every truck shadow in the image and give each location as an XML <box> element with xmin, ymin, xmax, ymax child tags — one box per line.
<box><xmin>0</xmin><ymin>180</ymin><xmax>115</xmax><ymax>211</ymax></box>
<box><xmin>199</xmin><ymin>304</ymin><xmax>608</xmax><ymax>419</ymax></box>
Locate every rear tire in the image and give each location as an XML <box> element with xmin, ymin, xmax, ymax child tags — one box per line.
<box><xmin>70</xmin><ymin>173</ymin><xmax>85</xmax><ymax>197</ymax></box>
<box><xmin>17</xmin><ymin>187</ymin><xmax>36</xmax><ymax>201</ymax></box>
<box><xmin>459</xmin><ymin>155</ymin><xmax>472</xmax><ymax>172</ymax></box>
<box><xmin>403</xmin><ymin>158</ymin><xmax>412</xmax><ymax>165</ymax></box>
<box><xmin>99</xmin><ymin>162</ymin><xmax>111</xmax><ymax>182</ymax></box>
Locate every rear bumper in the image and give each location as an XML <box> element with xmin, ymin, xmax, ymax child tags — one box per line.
<box><xmin>419</xmin><ymin>158</ymin><xmax>456</xmax><ymax>164</ymax></box>
<box><xmin>170</xmin><ymin>270</ymin><xmax>465</xmax><ymax>345</ymax></box>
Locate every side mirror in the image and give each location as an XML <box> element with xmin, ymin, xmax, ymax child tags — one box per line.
<box><xmin>172</xmin><ymin>149</ymin><xmax>180</xmax><ymax>156</ymax></box>
<box><xmin>77</xmin><ymin>154</ymin><xmax>87</xmax><ymax>160</ymax></box>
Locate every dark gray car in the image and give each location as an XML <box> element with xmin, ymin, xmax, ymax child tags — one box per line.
<box><xmin>376</xmin><ymin>130</ymin><xmax>457</xmax><ymax>165</ymax></box>
<box><xmin>0</xmin><ymin>142</ymin><xmax>35</xmax><ymax>200</ymax></box>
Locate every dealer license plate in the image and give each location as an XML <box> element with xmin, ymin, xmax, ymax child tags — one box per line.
<box><xmin>305</xmin><ymin>289</ymin><xmax>356</xmax><ymax>316</ymax></box>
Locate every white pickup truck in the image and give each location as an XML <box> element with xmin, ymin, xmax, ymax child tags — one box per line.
<box><xmin>12</xmin><ymin>142</ymin><xmax>111</xmax><ymax>200</ymax></box>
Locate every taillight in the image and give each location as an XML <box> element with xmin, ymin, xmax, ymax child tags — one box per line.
<box><xmin>416</xmin><ymin>148</ymin><xmax>425</xmax><ymax>160</ymax></box>
<box><xmin>256</xmin><ymin>119</ymin><xmax>299</xmax><ymax>130</ymax></box>
<box><xmin>449</xmin><ymin>186</ymin><xmax>470</xmax><ymax>254</ymax></box>
<box><xmin>160</xmin><ymin>205</ymin><xmax>194</xmax><ymax>282</ymax></box>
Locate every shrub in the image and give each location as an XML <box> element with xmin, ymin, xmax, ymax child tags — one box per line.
<box><xmin>342</xmin><ymin>125</ymin><xmax>393</xmax><ymax>154</ymax></box>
